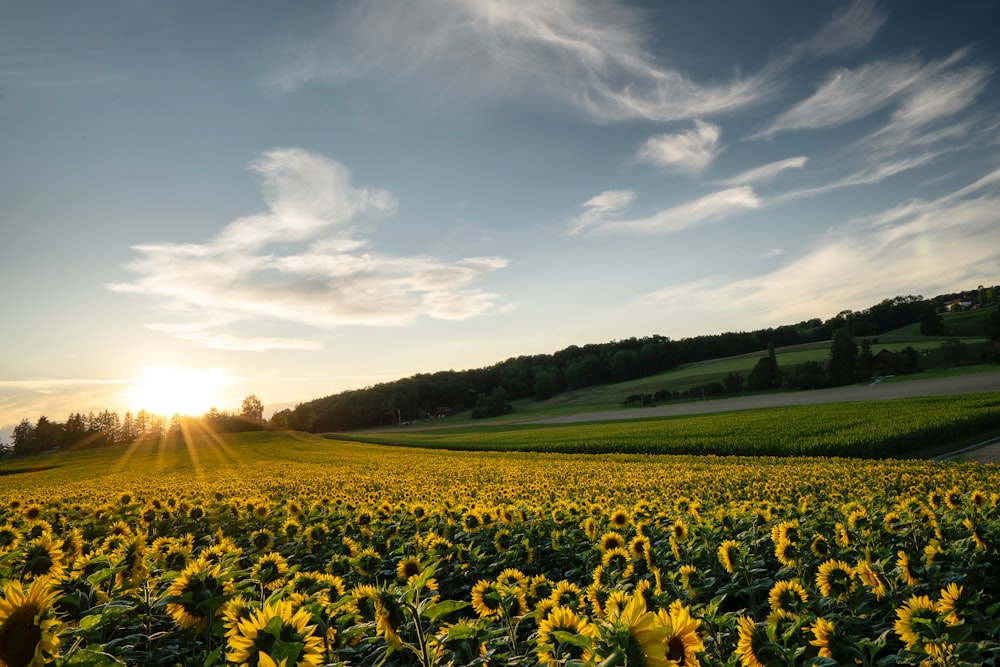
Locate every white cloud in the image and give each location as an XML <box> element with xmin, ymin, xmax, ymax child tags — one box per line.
<box><xmin>635</xmin><ymin>121</ymin><xmax>722</xmax><ymax>173</ymax></box>
<box><xmin>570</xmin><ymin>186</ymin><xmax>760</xmax><ymax>235</ymax></box>
<box><xmin>774</xmin><ymin>152</ymin><xmax>940</xmax><ymax>201</ymax></box>
<box><xmin>642</xmin><ymin>168</ymin><xmax>1000</xmax><ymax>325</ymax></box>
<box><xmin>753</xmin><ymin>59</ymin><xmax>923</xmax><ymax>138</ymax></box>
<box><xmin>753</xmin><ymin>49</ymin><xmax>981</xmax><ymax>139</ymax></box>
<box><xmin>874</xmin><ymin>65</ymin><xmax>991</xmax><ymax>139</ymax></box>
<box><xmin>108</xmin><ymin>149</ymin><xmax>508</xmax><ymax>349</ymax></box>
<box><xmin>264</xmin><ymin>0</ymin><xmax>774</xmax><ymax>123</ymax></box>
<box><xmin>804</xmin><ymin>0</ymin><xmax>888</xmax><ymax>56</ymax></box>
<box><xmin>716</xmin><ymin>156</ymin><xmax>808</xmax><ymax>186</ymax></box>
<box><xmin>569</xmin><ymin>189</ymin><xmax>636</xmax><ymax>234</ymax></box>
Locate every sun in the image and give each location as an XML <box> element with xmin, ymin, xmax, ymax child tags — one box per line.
<box><xmin>128</xmin><ymin>367</ymin><xmax>227</xmax><ymax>416</ymax></box>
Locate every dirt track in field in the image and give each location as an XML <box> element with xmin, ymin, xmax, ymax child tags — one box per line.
<box><xmin>519</xmin><ymin>371</ymin><xmax>1000</xmax><ymax>425</ymax></box>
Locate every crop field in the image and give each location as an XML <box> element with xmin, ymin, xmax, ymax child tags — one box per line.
<box><xmin>2</xmin><ymin>429</ymin><xmax>1000</xmax><ymax>666</ymax></box>
<box><xmin>343</xmin><ymin>393</ymin><xmax>1000</xmax><ymax>458</ymax></box>
<box><xmin>532</xmin><ymin>338</ymin><xmax>989</xmax><ymax>412</ymax></box>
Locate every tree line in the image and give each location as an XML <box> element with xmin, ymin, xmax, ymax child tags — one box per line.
<box><xmin>3</xmin><ymin>395</ymin><xmax>266</xmax><ymax>459</ymax></box>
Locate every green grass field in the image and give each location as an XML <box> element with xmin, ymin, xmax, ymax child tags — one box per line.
<box><xmin>431</xmin><ymin>337</ymin><xmax>990</xmax><ymax>426</ymax></box>
<box><xmin>331</xmin><ymin>392</ymin><xmax>1000</xmax><ymax>459</ymax></box>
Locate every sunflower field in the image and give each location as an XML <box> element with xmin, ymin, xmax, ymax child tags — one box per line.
<box><xmin>1</xmin><ymin>430</ymin><xmax>999</xmax><ymax>666</ymax></box>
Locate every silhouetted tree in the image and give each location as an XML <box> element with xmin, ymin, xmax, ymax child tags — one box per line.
<box><xmin>828</xmin><ymin>330</ymin><xmax>858</xmax><ymax>386</ymax></box>
<box><xmin>241</xmin><ymin>394</ymin><xmax>265</xmax><ymax>422</ymax></box>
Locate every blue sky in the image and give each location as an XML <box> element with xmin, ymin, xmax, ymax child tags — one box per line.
<box><xmin>3</xmin><ymin>0</ymin><xmax>1000</xmax><ymax>437</ymax></box>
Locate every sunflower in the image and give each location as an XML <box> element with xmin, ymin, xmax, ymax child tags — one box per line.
<box><xmin>808</xmin><ymin>617</ymin><xmax>841</xmax><ymax>659</ymax></box>
<box><xmin>883</xmin><ymin>511</ymin><xmax>903</xmax><ymax>535</ymax></box>
<box><xmin>0</xmin><ymin>524</ymin><xmax>22</xmax><ymax>557</ymax></box>
<box><xmin>717</xmin><ymin>539</ymin><xmax>740</xmax><ymax>575</ymax></box>
<box><xmin>0</xmin><ymin>577</ymin><xmax>61</xmax><ymax>667</ymax></box>
<box><xmin>106</xmin><ymin>520</ymin><xmax>132</xmax><ymax>538</ymax></box>
<box><xmin>356</xmin><ymin>587</ymin><xmax>406</xmax><ymax>646</ymax></box>
<box><xmin>770</xmin><ymin>520</ymin><xmax>799</xmax><ymax>549</ymax></box>
<box><xmin>349</xmin><ymin>547</ymin><xmax>381</xmax><ymax>578</ymax></box>
<box><xmin>896</xmin><ymin>549</ymin><xmax>920</xmax><ymax>587</ymax></box>
<box><xmin>604</xmin><ymin>593</ymin><xmax>669</xmax><ymax>667</ymax></box>
<box><xmin>609</xmin><ymin>507</ymin><xmax>630</xmax><ymax>529</ymax></box>
<box><xmin>20</xmin><ymin>534</ymin><xmax>65</xmax><ymax>580</ymax></box>
<box><xmin>815</xmin><ymin>559</ymin><xmax>855</xmax><ymax>601</ymax></box>
<box><xmin>962</xmin><ymin>517</ymin><xmax>987</xmax><ymax>550</ymax></box>
<box><xmin>894</xmin><ymin>594</ymin><xmax>940</xmax><ymax>650</ymax></box>
<box><xmin>586</xmin><ymin>583</ymin><xmax>609</xmax><ymax>617</ymax></box>
<box><xmin>23</xmin><ymin>505</ymin><xmax>44</xmax><ymax>522</ymax></box>
<box><xmin>809</xmin><ymin>533</ymin><xmax>830</xmax><ymax>558</ymax></box>
<box><xmin>598</xmin><ymin>531</ymin><xmax>626</xmax><ymax>553</ymax></box>
<box><xmin>60</xmin><ymin>527</ymin><xmax>84</xmax><ymax>564</ymax></box>
<box><xmin>536</xmin><ymin>606</ymin><xmax>598</xmax><ymax>665</ymax></box>
<box><xmin>768</xmin><ymin>579</ymin><xmax>809</xmax><ymax>618</ymax></box>
<box><xmin>164</xmin><ymin>558</ymin><xmax>233</xmax><ymax>630</ymax></box>
<box><xmin>601</xmin><ymin>547</ymin><xmax>635</xmax><ymax>583</ymax></box>
<box><xmin>470</xmin><ymin>580</ymin><xmax>503</xmax><ymax>619</ymax></box>
<box><xmin>548</xmin><ymin>580</ymin><xmax>584</xmax><ymax>613</ymax></box>
<box><xmin>734</xmin><ymin>616</ymin><xmax>770</xmax><ymax>667</ymax></box>
<box><xmin>654</xmin><ymin>600</ymin><xmax>703</xmax><ymax>666</ymax></box>
<box><xmin>936</xmin><ymin>583</ymin><xmax>964</xmax><ymax>625</ymax></box>
<box><xmin>679</xmin><ymin>565</ymin><xmax>698</xmax><ymax>594</ymax></box>
<box><xmin>291</xmin><ymin>571</ymin><xmax>346</xmax><ymax>603</ymax></box>
<box><xmin>629</xmin><ymin>534</ymin><xmax>652</xmax><ymax>562</ymax></box>
<box><xmin>250</xmin><ymin>529</ymin><xmax>274</xmax><ymax>552</ymax></box>
<box><xmin>671</xmin><ymin>519</ymin><xmax>689</xmax><ymax>542</ymax></box>
<box><xmin>496</xmin><ymin>567</ymin><xmax>527</xmax><ymax>591</ymax></box>
<box><xmin>461</xmin><ymin>509</ymin><xmax>483</xmax><ymax>533</ymax></box>
<box><xmin>251</xmin><ymin>552</ymin><xmax>290</xmax><ymax>591</ymax></box>
<box><xmin>581</xmin><ymin>517</ymin><xmax>598</xmax><ymax>541</ymax></box>
<box><xmin>227</xmin><ymin>599</ymin><xmax>324</xmax><ymax>667</ymax></box>
<box><xmin>395</xmin><ymin>556</ymin><xmax>422</xmax><ymax>581</ymax></box>
<box><xmin>114</xmin><ymin>534</ymin><xmax>149</xmax><ymax>590</ymax></box>
<box><xmin>222</xmin><ymin>595</ymin><xmax>258</xmax><ymax>638</ymax></box>
<box><xmin>528</xmin><ymin>574</ymin><xmax>555</xmax><ymax>604</ymax></box>
<box><xmin>854</xmin><ymin>560</ymin><xmax>887</xmax><ymax>599</ymax></box>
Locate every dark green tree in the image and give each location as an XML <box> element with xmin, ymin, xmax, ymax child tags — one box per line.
<box><xmin>857</xmin><ymin>339</ymin><xmax>876</xmax><ymax>380</ymax></box>
<box><xmin>471</xmin><ymin>387</ymin><xmax>511</xmax><ymax>419</ymax></box>
<box><xmin>828</xmin><ymin>330</ymin><xmax>858</xmax><ymax>386</ymax></box>
<box><xmin>920</xmin><ymin>311</ymin><xmax>945</xmax><ymax>335</ymax></box>
<box><xmin>747</xmin><ymin>352</ymin><xmax>780</xmax><ymax>390</ymax></box>
<box><xmin>533</xmin><ymin>370</ymin><xmax>558</xmax><ymax>401</ymax></box>
<box><xmin>12</xmin><ymin>418</ymin><xmax>35</xmax><ymax>457</ymax></box>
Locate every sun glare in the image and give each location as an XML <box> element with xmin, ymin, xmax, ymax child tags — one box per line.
<box><xmin>128</xmin><ymin>367</ymin><xmax>227</xmax><ymax>416</ymax></box>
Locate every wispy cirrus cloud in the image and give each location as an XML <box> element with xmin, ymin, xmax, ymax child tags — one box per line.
<box><xmin>802</xmin><ymin>0</ymin><xmax>888</xmax><ymax>56</ymax></box>
<box><xmin>264</xmin><ymin>0</ymin><xmax>774</xmax><ymax>123</ymax></box>
<box><xmin>642</xmin><ymin>167</ymin><xmax>1000</xmax><ymax>324</ymax></box>
<box><xmin>570</xmin><ymin>186</ymin><xmax>760</xmax><ymax>236</ymax></box>
<box><xmin>108</xmin><ymin>149</ymin><xmax>508</xmax><ymax>350</ymax></box>
<box><xmin>752</xmin><ymin>49</ymin><xmax>982</xmax><ymax>140</ymax></box>
<box><xmin>635</xmin><ymin>121</ymin><xmax>722</xmax><ymax>174</ymax></box>
<box><xmin>716</xmin><ymin>156</ymin><xmax>808</xmax><ymax>187</ymax></box>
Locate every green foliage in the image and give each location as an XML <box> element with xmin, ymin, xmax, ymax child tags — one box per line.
<box><xmin>747</xmin><ymin>356</ymin><xmax>780</xmax><ymax>390</ymax></box>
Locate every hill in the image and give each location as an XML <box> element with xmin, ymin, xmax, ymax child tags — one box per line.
<box><xmin>275</xmin><ymin>292</ymin><xmax>998</xmax><ymax>432</ymax></box>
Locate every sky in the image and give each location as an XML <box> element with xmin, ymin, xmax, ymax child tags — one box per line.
<box><xmin>3</xmin><ymin>0</ymin><xmax>1000</xmax><ymax>438</ymax></box>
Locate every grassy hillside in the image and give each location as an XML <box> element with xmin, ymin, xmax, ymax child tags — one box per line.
<box><xmin>882</xmin><ymin>304</ymin><xmax>997</xmax><ymax>338</ymax></box>
<box><xmin>504</xmin><ymin>336</ymin><xmax>992</xmax><ymax>416</ymax></box>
